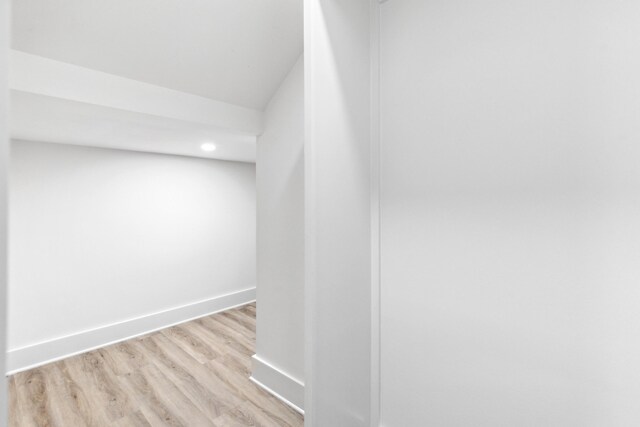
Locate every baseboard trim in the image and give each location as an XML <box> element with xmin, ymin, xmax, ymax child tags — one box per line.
<box><xmin>7</xmin><ymin>287</ymin><xmax>256</xmax><ymax>375</ymax></box>
<box><xmin>250</xmin><ymin>354</ymin><xmax>304</xmax><ymax>414</ymax></box>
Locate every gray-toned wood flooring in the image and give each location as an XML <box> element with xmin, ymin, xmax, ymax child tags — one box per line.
<box><xmin>9</xmin><ymin>303</ymin><xmax>304</xmax><ymax>427</ymax></box>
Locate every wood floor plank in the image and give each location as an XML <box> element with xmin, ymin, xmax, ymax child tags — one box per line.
<box><xmin>238</xmin><ymin>304</ymin><xmax>256</xmax><ymax>318</ymax></box>
<box><xmin>210</xmin><ymin>412</ymin><xmax>246</xmax><ymax>427</ymax></box>
<box><xmin>46</xmin><ymin>362</ymin><xmax>104</xmax><ymax>426</ymax></box>
<box><xmin>195</xmin><ymin>316</ymin><xmax>254</xmax><ymax>356</ymax></box>
<box><xmin>211</xmin><ymin>314</ymin><xmax>256</xmax><ymax>346</ymax></box>
<box><xmin>98</xmin><ymin>341</ymin><xmax>149</xmax><ymax>376</ymax></box>
<box><xmin>133</xmin><ymin>334</ymin><xmax>235</xmax><ymax>421</ymax></box>
<box><xmin>206</xmin><ymin>359</ymin><xmax>302</xmax><ymax>427</ymax></box>
<box><xmin>160</xmin><ymin>324</ymin><xmax>222</xmax><ymax>363</ymax></box>
<box><xmin>181</xmin><ymin>321</ymin><xmax>252</xmax><ymax>374</ymax></box>
<box><xmin>211</xmin><ymin>315</ymin><xmax>255</xmax><ymax>349</ymax></box>
<box><xmin>60</xmin><ymin>359</ymin><xmax>119</xmax><ymax>426</ymax></box>
<box><xmin>112</xmin><ymin>409</ymin><xmax>152</xmax><ymax>427</ymax></box>
<box><xmin>8</xmin><ymin>376</ymin><xmax>38</xmax><ymax>427</ymax></box>
<box><xmin>219</xmin><ymin>310</ymin><xmax>256</xmax><ymax>334</ymax></box>
<box><xmin>122</xmin><ymin>363</ymin><xmax>211</xmax><ymax>427</ymax></box>
<box><xmin>77</xmin><ymin>350</ymin><xmax>139</xmax><ymax>421</ymax></box>
<box><xmin>15</xmin><ymin>367</ymin><xmax>54</xmax><ymax>427</ymax></box>
<box><xmin>144</xmin><ymin>332</ymin><xmax>243</xmax><ymax>411</ymax></box>
<box><xmin>8</xmin><ymin>303</ymin><xmax>302</xmax><ymax>427</ymax></box>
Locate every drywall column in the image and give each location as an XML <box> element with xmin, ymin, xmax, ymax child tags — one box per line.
<box><xmin>379</xmin><ymin>0</ymin><xmax>640</xmax><ymax>426</ymax></box>
<box><xmin>253</xmin><ymin>56</ymin><xmax>305</xmax><ymax>411</ymax></box>
<box><xmin>304</xmin><ymin>1</ymin><xmax>374</xmax><ymax>425</ymax></box>
<box><xmin>0</xmin><ymin>0</ymin><xmax>8</xmax><ymax>424</ymax></box>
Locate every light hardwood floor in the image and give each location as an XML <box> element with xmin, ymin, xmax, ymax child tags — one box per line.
<box><xmin>9</xmin><ymin>303</ymin><xmax>304</xmax><ymax>427</ymax></box>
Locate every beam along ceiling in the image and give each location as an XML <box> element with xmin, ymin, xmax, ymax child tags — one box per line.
<box><xmin>12</xmin><ymin>0</ymin><xmax>303</xmax><ymax>110</ymax></box>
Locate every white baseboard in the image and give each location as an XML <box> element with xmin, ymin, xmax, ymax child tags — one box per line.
<box><xmin>7</xmin><ymin>287</ymin><xmax>256</xmax><ymax>375</ymax></box>
<box><xmin>250</xmin><ymin>354</ymin><xmax>304</xmax><ymax>414</ymax></box>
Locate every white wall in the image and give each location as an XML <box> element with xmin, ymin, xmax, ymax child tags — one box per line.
<box><xmin>380</xmin><ymin>0</ymin><xmax>640</xmax><ymax>426</ymax></box>
<box><xmin>253</xmin><ymin>55</ymin><xmax>305</xmax><ymax>411</ymax></box>
<box><xmin>304</xmin><ymin>1</ymin><xmax>372</xmax><ymax>425</ymax></box>
<box><xmin>0</xmin><ymin>0</ymin><xmax>9</xmax><ymax>422</ymax></box>
<box><xmin>8</xmin><ymin>140</ymin><xmax>256</xmax><ymax>372</ymax></box>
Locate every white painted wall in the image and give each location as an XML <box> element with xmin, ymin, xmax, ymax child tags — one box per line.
<box><xmin>8</xmin><ymin>140</ymin><xmax>256</xmax><ymax>371</ymax></box>
<box><xmin>304</xmin><ymin>1</ymin><xmax>372</xmax><ymax>425</ymax></box>
<box><xmin>380</xmin><ymin>0</ymin><xmax>640</xmax><ymax>426</ymax></box>
<box><xmin>254</xmin><ymin>56</ymin><xmax>305</xmax><ymax>411</ymax></box>
<box><xmin>0</xmin><ymin>0</ymin><xmax>9</xmax><ymax>421</ymax></box>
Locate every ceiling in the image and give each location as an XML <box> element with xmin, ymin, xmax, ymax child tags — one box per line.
<box><xmin>12</xmin><ymin>0</ymin><xmax>303</xmax><ymax>110</ymax></box>
<box><xmin>12</xmin><ymin>91</ymin><xmax>258</xmax><ymax>163</ymax></box>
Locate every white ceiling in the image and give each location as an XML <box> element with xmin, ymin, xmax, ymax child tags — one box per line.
<box><xmin>12</xmin><ymin>0</ymin><xmax>303</xmax><ymax>110</ymax></box>
<box><xmin>12</xmin><ymin>91</ymin><xmax>258</xmax><ymax>162</ymax></box>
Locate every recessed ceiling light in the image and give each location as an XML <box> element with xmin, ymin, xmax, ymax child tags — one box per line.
<box><xmin>201</xmin><ymin>143</ymin><xmax>217</xmax><ymax>152</ymax></box>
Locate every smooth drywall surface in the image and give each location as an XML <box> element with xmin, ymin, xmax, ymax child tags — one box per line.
<box><xmin>11</xmin><ymin>51</ymin><xmax>263</xmax><ymax>134</ymax></box>
<box><xmin>0</xmin><ymin>0</ymin><xmax>9</xmax><ymax>422</ymax></box>
<box><xmin>305</xmin><ymin>1</ymin><xmax>371</xmax><ymax>425</ymax></box>
<box><xmin>12</xmin><ymin>1</ymin><xmax>302</xmax><ymax>110</ymax></box>
<box><xmin>9</xmin><ymin>140</ymin><xmax>256</xmax><ymax>356</ymax></box>
<box><xmin>10</xmin><ymin>91</ymin><xmax>258</xmax><ymax>163</ymax></box>
<box><xmin>255</xmin><ymin>56</ymin><xmax>305</xmax><ymax>407</ymax></box>
<box><xmin>380</xmin><ymin>1</ymin><xmax>640</xmax><ymax>426</ymax></box>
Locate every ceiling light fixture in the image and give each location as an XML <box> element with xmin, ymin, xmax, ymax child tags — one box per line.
<box><xmin>201</xmin><ymin>142</ymin><xmax>217</xmax><ymax>152</ymax></box>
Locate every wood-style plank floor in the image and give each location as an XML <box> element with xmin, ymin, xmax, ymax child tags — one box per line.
<box><xmin>9</xmin><ymin>303</ymin><xmax>304</xmax><ymax>427</ymax></box>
